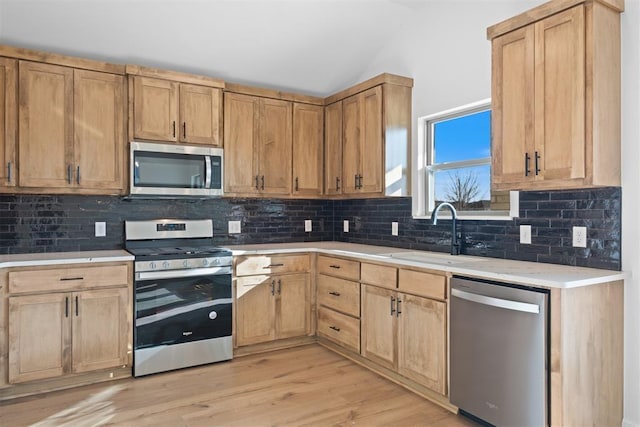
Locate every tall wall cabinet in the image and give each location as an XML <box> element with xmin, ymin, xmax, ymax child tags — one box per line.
<box><xmin>490</xmin><ymin>0</ymin><xmax>623</xmax><ymax>191</ymax></box>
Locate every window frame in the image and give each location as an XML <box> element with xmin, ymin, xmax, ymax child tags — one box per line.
<box><xmin>412</xmin><ymin>98</ymin><xmax>518</xmax><ymax>220</ymax></box>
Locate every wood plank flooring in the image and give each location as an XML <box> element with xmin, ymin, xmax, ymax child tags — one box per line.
<box><xmin>0</xmin><ymin>344</ymin><xmax>478</xmax><ymax>426</ymax></box>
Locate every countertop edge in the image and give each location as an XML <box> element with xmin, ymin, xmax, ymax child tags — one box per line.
<box><xmin>0</xmin><ymin>250</ymin><xmax>134</xmax><ymax>269</ymax></box>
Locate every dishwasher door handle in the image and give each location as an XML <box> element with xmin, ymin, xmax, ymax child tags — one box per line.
<box><xmin>451</xmin><ymin>288</ymin><xmax>540</xmax><ymax>314</ymax></box>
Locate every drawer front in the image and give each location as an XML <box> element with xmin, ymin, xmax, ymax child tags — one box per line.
<box><xmin>317</xmin><ymin>256</ymin><xmax>360</xmax><ymax>280</ymax></box>
<box><xmin>361</xmin><ymin>263</ymin><xmax>397</xmax><ymax>289</ymax></box>
<box><xmin>9</xmin><ymin>264</ymin><xmax>130</xmax><ymax>294</ymax></box>
<box><xmin>235</xmin><ymin>254</ymin><xmax>310</xmax><ymax>276</ymax></box>
<box><xmin>317</xmin><ymin>274</ymin><xmax>360</xmax><ymax>317</ymax></box>
<box><xmin>398</xmin><ymin>269</ymin><xmax>447</xmax><ymax>300</ymax></box>
<box><xmin>317</xmin><ymin>306</ymin><xmax>360</xmax><ymax>353</ymax></box>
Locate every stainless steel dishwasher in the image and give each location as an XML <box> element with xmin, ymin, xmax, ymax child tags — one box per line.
<box><xmin>450</xmin><ymin>276</ymin><xmax>549</xmax><ymax>427</ymax></box>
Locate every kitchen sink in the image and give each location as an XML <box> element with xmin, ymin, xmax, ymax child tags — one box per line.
<box><xmin>378</xmin><ymin>251</ymin><xmax>485</xmax><ymax>265</ymax></box>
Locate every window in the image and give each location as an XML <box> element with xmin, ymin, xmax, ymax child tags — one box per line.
<box><xmin>413</xmin><ymin>99</ymin><xmax>517</xmax><ymax>219</ymax></box>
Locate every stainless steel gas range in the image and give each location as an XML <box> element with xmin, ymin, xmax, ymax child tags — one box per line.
<box><xmin>125</xmin><ymin>219</ymin><xmax>232</xmax><ymax>377</ymax></box>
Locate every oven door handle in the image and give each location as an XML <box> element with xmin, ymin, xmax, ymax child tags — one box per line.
<box><xmin>136</xmin><ymin>266</ymin><xmax>232</xmax><ymax>281</ymax></box>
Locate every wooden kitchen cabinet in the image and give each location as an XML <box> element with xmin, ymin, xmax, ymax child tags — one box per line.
<box><xmin>0</xmin><ymin>58</ymin><xmax>16</xmax><ymax>188</ymax></box>
<box><xmin>234</xmin><ymin>254</ymin><xmax>311</xmax><ymax>347</ymax></box>
<box><xmin>224</xmin><ymin>92</ymin><xmax>292</xmax><ymax>196</ymax></box>
<box><xmin>490</xmin><ymin>1</ymin><xmax>622</xmax><ymax>190</ymax></box>
<box><xmin>4</xmin><ymin>262</ymin><xmax>131</xmax><ymax>387</ymax></box>
<box><xmin>292</xmin><ymin>103</ymin><xmax>323</xmax><ymax>197</ymax></box>
<box><xmin>324</xmin><ymin>101</ymin><xmax>343</xmax><ymax>195</ymax></box>
<box><xmin>132</xmin><ymin>76</ymin><xmax>222</xmax><ymax>146</ymax></box>
<box><xmin>18</xmin><ymin>61</ymin><xmax>126</xmax><ymax>193</ymax></box>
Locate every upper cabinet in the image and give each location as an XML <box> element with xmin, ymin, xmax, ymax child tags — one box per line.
<box><xmin>128</xmin><ymin>66</ymin><xmax>224</xmax><ymax>147</ymax></box>
<box><xmin>292</xmin><ymin>103</ymin><xmax>323</xmax><ymax>197</ymax></box>
<box><xmin>324</xmin><ymin>74</ymin><xmax>413</xmax><ymax>198</ymax></box>
<box><xmin>489</xmin><ymin>0</ymin><xmax>623</xmax><ymax>191</ymax></box>
<box><xmin>0</xmin><ymin>58</ymin><xmax>17</xmax><ymax>189</ymax></box>
<box><xmin>18</xmin><ymin>61</ymin><xmax>126</xmax><ymax>193</ymax></box>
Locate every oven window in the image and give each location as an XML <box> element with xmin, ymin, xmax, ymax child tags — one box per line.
<box><xmin>134</xmin><ymin>151</ymin><xmax>207</xmax><ymax>188</ymax></box>
<box><xmin>135</xmin><ymin>274</ymin><xmax>232</xmax><ymax>348</ymax></box>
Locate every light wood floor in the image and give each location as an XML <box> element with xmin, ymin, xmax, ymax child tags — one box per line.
<box><xmin>0</xmin><ymin>344</ymin><xmax>478</xmax><ymax>426</ymax></box>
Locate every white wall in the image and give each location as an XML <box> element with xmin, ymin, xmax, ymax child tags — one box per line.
<box><xmin>359</xmin><ymin>1</ymin><xmax>640</xmax><ymax>425</ymax></box>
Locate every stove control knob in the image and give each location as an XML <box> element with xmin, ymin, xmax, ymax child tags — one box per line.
<box><xmin>202</xmin><ymin>258</ymin><xmax>210</xmax><ymax>267</ymax></box>
<box><xmin>183</xmin><ymin>260</ymin><xmax>190</xmax><ymax>268</ymax></box>
<box><xmin>212</xmin><ymin>258</ymin><xmax>220</xmax><ymax>266</ymax></box>
<box><xmin>149</xmin><ymin>261</ymin><xmax>157</xmax><ymax>270</ymax></box>
<box><xmin>162</xmin><ymin>261</ymin><xmax>170</xmax><ymax>269</ymax></box>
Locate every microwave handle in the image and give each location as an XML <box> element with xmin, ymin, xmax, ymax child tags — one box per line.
<box><xmin>205</xmin><ymin>156</ymin><xmax>212</xmax><ymax>189</ymax></box>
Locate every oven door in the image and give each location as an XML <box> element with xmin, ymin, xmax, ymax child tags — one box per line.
<box><xmin>133</xmin><ymin>266</ymin><xmax>232</xmax><ymax>376</ymax></box>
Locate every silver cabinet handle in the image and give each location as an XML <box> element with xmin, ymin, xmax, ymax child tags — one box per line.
<box><xmin>451</xmin><ymin>288</ymin><xmax>540</xmax><ymax>314</ymax></box>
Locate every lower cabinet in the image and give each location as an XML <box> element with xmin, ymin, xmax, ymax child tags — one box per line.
<box><xmin>234</xmin><ymin>254</ymin><xmax>311</xmax><ymax>347</ymax></box>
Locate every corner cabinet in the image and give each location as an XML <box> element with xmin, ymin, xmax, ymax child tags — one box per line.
<box><xmin>490</xmin><ymin>0</ymin><xmax>622</xmax><ymax>191</ymax></box>
<box><xmin>1</xmin><ymin>261</ymin><xmax>132</xmax><ymax>398</ymax></box>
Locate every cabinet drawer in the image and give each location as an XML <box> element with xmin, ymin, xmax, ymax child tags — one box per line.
<box><xmin>317</xmin><ymin>306</ymin><xmax>360</xmax><ymax>353</ymax></box>
<box><xmin>9</xmin><ymin>264</ymin><xmax>130</xmax><ymax>294</ymax></box>
<box><xmin>317</xmin><ymin>274</ymin><xmax>360</xmax><ymax>317</ymax></box>
<box><xmin>317</xmin><ymin>256</ymin><xmax>360</xmax><ymax>280</ymax></box>
<box><xmin>398</xmin><ymin>269</ymin><xmax>447</xmax><ymax>300</ymax></box>
<box><xmin>361</xmin><ymin>263</ymin><xmax>397</xmax><ymax>289</ymax></box>
<box><xmin>235</xmin><ymin>254</ymin><xmax>310</xmax><ymax>276</ymax></box>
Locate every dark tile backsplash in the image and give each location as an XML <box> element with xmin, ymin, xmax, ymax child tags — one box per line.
<box><xmin>0</xmin><ymin>187</ymin><xmax>622</xmax><ymax>270</ymax></box>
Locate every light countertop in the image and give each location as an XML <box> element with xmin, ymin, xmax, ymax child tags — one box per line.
<box><xmin>0</xmin><ymin>250</ymin><xmax>134</xmax><ymax>268</ymax></box>
<box><xmin>226</xmin><ymin>242</ymin><xmax>627</xmax><ymax>289</ymax></box>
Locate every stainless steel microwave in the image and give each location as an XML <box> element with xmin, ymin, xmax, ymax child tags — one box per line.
<box><xmin>130</xmin><ymin>141</ymin><xmax>223</xmax><ymax>197</ymax></box>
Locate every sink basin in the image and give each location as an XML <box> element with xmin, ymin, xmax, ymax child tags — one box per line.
<box><xmin>378</xmin><ymin>251</ymin><xmax>485</xmax><ymax>265</ymax></box>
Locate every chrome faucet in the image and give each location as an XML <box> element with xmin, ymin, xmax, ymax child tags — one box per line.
<box><xmin>431</xmin><ymin>202</ymin><xmax>460</xmax><ymax>255</ymax></box>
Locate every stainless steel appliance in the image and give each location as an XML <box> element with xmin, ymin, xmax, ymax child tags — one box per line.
<box><xmin>450</xmin><ymin>276</ymin><xmax>549</xmax><ymax>427</ymax></box>
<box><xmin>129</xmin><ymin>141</ymin><xmax>223</xmax><ymax>197</ymax></box>
<box><xmin>125</xmin><ymin>219</ymin><xmax>232</xmax><ymax>377</ymax></box>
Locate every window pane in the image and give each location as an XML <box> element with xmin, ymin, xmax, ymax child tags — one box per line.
<box><xmin>433</xmin><ymin>165</ymin><xmax>491</xmax><ymax>211</ymax></box>
<box><xmin>433</xmin><ymin>110</ymin><xmax>490</xmax><ymax>164</ymax></box>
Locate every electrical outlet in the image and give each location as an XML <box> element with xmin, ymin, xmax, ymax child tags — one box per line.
<box><xmin>95</xmin><ymin>222</ymin><xmax>106</xmax><ymax>237</ymax></box>
<box><xmin>228</xmin><ymin>220</ymin><xmax>241</xmax><ymax>234</ymax></box>
<box><xmin>343</xmin><ymin>220</ymin><xmax>349</xmax><ymax>233</ymax></box>
<box><xmin>305</xmin><ymin>220</ymin><xmax>312</xmax><ymax>232</ymax></box>
<box><xmin>519</xmin><ymin>225</ymin><xmax>531</xmax><ymax>244</ymax></box>
<box><xmin>391</xmin><ymin>222</ymin><xmax>399</xmax><ymax>236</ymax></box>
<box><xmin>573</xmin><ymin>226</ymin><xmax>587</xmax><ymax>248</ymax></box>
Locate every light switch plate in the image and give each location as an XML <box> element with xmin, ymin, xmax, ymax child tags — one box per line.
<box><xmin>519</xmin><ymin>225</ymin><xmax>531</xmax><ymax>244</ymax></box>
<box><xmin>228</xmin><ymin>220</ymin><xmax>241</xmax><ymax>234</ymax></box>
<box><xmin>95</xmin><ymin>222</ymin><xmax>106</xmax><ymax>237</ymax></box>
<box><xmin>305</xmin><ymin>220</ymin><xmax>312</xmax><ymax>232</ymax></box>
<box><xmin>343</xmin><ymin>220</ymin><xmax>349</xmax><ymax>233</ymax></box>
<box><xmin>573</xmin><ymin>226</ymin><xmax>587</xmax><ymax>248</ymax></box>
<box><xmin>391</xmin><ymin>222</ymin><xmax>399</xmax><ymax>236</ymax></box>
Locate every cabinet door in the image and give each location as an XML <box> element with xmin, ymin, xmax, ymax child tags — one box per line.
<box><xmin>0</xmin><ymin>58</ymin><xmax>17</xmax><ymax>187</ymax></box>
<box><xmin>342</xmin><ymin>94</ymin><xmax>361</xmax><ymax>194</ymax></box>
<box><xmin>179</xmin><ymin>83</ymin><xmax>222</xmax><ymax>146</ymax></box>
<box><xmin>359</xmin><ymin>86</ymin><xmax>383</xmax><ymax>193</ymax></box>
<box><xmin>397</xmin><ymin>294</ymin><xmax>447</xmax><ymax>395</ymax></box>
<box><xmin>133</xmin><ymin>76</ymin><xmax>178</xmax><ymax>141</ymax></box>
<box><xmin>324</xmin><ymin>101</ymin><xmax>343</xmax><ymax>195</ymax></box>
<box><xmin>259</xmin><ymin>98</ymin><xmax>292</xmax><ymax>195</ymax></box>
<box><xmin>292</xmin><ymin>103</ymin><xmax>323</xmax><ymax>197</ymax></box>
<box><xmin>18</xmin><ymin>61</ymin><xmax>73</xmax><ymax>188</ymax></box>
<box><xmin>360</xmin><ymin>285</ymin><xmax>396</xmax><ymax>370</ymax></box>
<box><xmin>8</xmin><ymin>293</ymin><xmax>71</xmax><ymax>383</ymax></box>
<box><xmin>534</xmin><ymin>5</ymin><xmax>585</xmax><ymax>182</ymax></box>
<box><xmin>224</xmin><ymin>92</ymin><xmax>259</xmax><ymax>194</ymax></box>
<box><xmin>491</xmin><ymin>25</ymin><xmax>535</xmax><ymax>187</ymax></box>
<box><xmin>235</xmin><ymin>276</ymin><xmax>276</xmax><ymax>346</ymax></box>
<box><xmin>72</xmin><ymin>288</ymin><xmax>128</xmax><ymax>373</ymax></box>
<box><xmin>276</xmin><ymin>273</ymin><xmax>310</xmax><ymax>339</ymax></box>
<box><xmin>74</xmin><ymin>70</ymin><xmax>125</xmax><ymax>191</ymax></box>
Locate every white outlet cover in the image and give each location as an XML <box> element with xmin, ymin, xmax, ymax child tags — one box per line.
<box><xmin>95</xmin><ymin>222</ymin><xmax>106</xmax><ymax>237</ymax></box>
<box><xmin>228</xmin><ymin>220</ymin><xmax>241</xmax><ymax>234</ymax></box>
<box><xmin>573</xmin><ymin>226</ymin><xmax>587</xmax><ymax>248</ymax></box>
<box><xmin>391</xmin><ymin>222</ymin><xmax>399</xmax><ymax>236</ymax></box>
<box><xmin>343</xmin><ymin>220</ymin><xmax>349</xmax><ymax>233</ymax></box>
<box><xmin>519</xmin><ymin>225</ymin><xmax>531</xmax><ymax>244</ymax></box>
<box><xmin>305</xmin><ymin>219</ymin><xmax>312</xmax><ymax>232</ymax></box>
